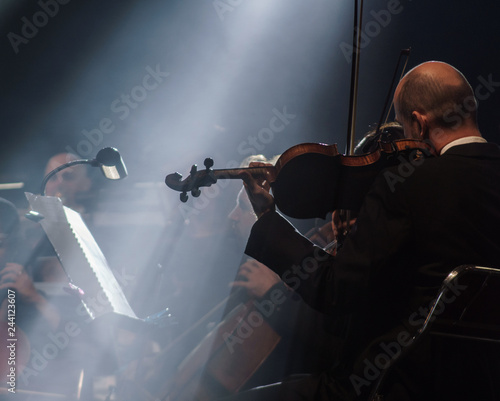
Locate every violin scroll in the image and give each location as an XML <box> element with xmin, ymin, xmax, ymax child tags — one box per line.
<box><xmin>166</xmin><ymin>158</ymin><xmax>217</xmax><ymax>203</ymax></box>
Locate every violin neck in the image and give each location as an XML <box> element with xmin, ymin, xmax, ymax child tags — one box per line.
<box><xmin>165</xmin><ymin>165</ymin><xmax>276</xmax><ymax>195</ymax></box>
<box><xmin>212</xmin><ymin>166</ymin><xmax>275</xmax><ymax>180</ymax></box>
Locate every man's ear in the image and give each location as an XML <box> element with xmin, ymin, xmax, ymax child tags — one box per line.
<box><xmin>412</xmin><ymin>111</ymin><xmax>429</xmax><ymax>140</ymax></box>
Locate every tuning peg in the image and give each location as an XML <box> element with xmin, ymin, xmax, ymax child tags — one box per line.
<box><xmin>191</xmin><ymin>188</ymin><xmax>201</xmax><ymax>197</ymax></box>
<box><xmin>180</xmin><ymin>192</ymin><xmax>188</xmax><ymax>202</ymax></box>
<box><xmin>204</xmin><ymin>158</ymin><xmax>214</xmax><ymax>169</ymax></box>
<box><xmin>190</xmin><ymin>164</ymin><xmax>198</xmax><ymax>176</ymax></box>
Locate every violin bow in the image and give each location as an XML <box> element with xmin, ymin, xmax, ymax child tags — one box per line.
<box><xmin>339</xmin><ymin>0</ymin><xmax>366</xmax><ymax>245</ymax></box>
<box><xmin>346</xmin><ymin>0</ymin><xmax>364</xmax><ymax>156</ymax></box>
<box><xmin>374</xmin><ymin>48</ymin><xmax>412</xmax><ymax>136</ymax></box>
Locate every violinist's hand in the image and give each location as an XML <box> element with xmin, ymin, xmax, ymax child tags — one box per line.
<box><xmin>0</xmin><ymin>263</ymin><xmax>61</xmax><ymax>330</ymax></box>
<box><xmin>240</xmin><ymin>162</ymin><xmax>275</xmax><ymax>218</ymax></box>
<box><xmin>332</xmin><ymin>210</ymin><xmax>357</xmax><ymax>242</ymax></box>
<box><xmin>307</xmin><ymin>221</ymin><xmax>335</xmax><ymax>248</ymax></box>
<box><xmin>0</xmin><ymin>263</ymin><xmax>41</xmax><ymax>304</ymax></box>
<box><xmin>230</xmin><ymin>259</ymin><xmax>281</xmax><ymax>298</ymax></box>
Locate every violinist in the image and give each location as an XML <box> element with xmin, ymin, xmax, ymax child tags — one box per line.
<box><xmin>228</xmin><ymin>183</ymin><xmax>341</xmax><ymax>390</ymax></box>
<box><xmin>219</xmin><ymin>61</ymin><xmax>500</xmax><ymax>401</ymax></box>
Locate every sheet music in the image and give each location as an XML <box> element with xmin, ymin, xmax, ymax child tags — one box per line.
<box><xmin>25</xmin><ymin>192</ymin><xmax>139</xmax><ymax>322</ymax></box>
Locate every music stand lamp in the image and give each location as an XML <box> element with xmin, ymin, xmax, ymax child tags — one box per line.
<box><xmin>40</xmin><ymin>147</ymin><xmax>128</xmax><ymax>196</ymax></box>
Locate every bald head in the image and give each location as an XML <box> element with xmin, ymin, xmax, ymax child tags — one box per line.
<box><xmin>395</xmin><ymin>61</ymin><xmax>478</xmax><ymax>132</ymax></box>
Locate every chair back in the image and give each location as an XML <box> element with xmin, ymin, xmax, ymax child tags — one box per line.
<box><xmin>368</xmin><ymin>264</ymin><xmax>500</xmax><ymax>401</ymax></box>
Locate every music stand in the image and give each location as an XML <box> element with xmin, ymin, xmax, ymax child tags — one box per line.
<box><xmin>25</xmin><ymin>192</ymin><xmax>141</xmax><ymax>329</ymax></box>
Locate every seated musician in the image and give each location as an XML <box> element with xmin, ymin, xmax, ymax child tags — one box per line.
<box><xmin>0</xmin><ymin>197</ymin><xmax>61</xmax><ymax>333</ymax></box>
<box><xmin>228</xmin><ymin>159</ymin><xmax>339</xmax><ymax>389</ymax></box>
<box><xmin>218</xmin><ymin>61</ymin><xmax>500</xmax><ymax>401</ymax></box>
<box><xmin>143</xmin><ymin>156</ymin><xmax>341</xmax><ymax>401</ymax></box>
<box><xmin>0</xmin><ymin>197</ymin><xmax>95</xmax><ymax>398</ymax></box>
<box><xmin>43</xmin><ymin>152</ymin><xmax>92</xmax><ymax>214</ymax></box>
<box><xmin>10</xmin><ymin>153</ymin><xmax>115</xmax><ymax>399</ymax></box>
<box><xmin>226</xmin><ymin>124</ymin><xmax>405</xmax><ymax>390</ymax></box>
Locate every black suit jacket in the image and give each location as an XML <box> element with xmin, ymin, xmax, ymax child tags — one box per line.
<box><xmin>245</xmin><ymin>142</ymin><xmax>500</xmax><ymax>400</ymax></box>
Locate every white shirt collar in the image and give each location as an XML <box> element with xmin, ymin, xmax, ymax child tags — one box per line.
<box><xmin>440</xmin><ymin>136</ymin><xmax>487</xmax><ymax>155</ymax></box>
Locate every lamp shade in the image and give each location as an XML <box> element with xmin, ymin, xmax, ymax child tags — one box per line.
<box><xmin>95</xmin><ymin>147</ymin><xmax>128</xmax><ymax>180</ymax></box>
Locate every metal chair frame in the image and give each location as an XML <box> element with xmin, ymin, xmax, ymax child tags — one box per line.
<box><xmin>368</xmin><ymin>264</ymin><xmax>500</xmax><ymax>401</ymax></box>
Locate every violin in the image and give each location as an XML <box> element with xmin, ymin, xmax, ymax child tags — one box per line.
<box><xmin>165</xmin><ymin>139</ymin><xmax>433</xmax><ymax>219</ymax></box>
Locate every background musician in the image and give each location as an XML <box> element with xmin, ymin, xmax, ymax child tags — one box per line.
<box><xmin>228</xmin><ymin>181</ymin><xmax>340</xmax><ymax>390</ymax></box>
<box><xmin>0</xmin><ymin>197</ymin><xmax>96</xmax><ymax>400</ymax></box>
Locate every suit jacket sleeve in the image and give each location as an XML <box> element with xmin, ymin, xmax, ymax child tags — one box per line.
<box><xmin>245</xmin><ymin>170</ymin><xmax>413</xmax><ymax>315</ymax></box>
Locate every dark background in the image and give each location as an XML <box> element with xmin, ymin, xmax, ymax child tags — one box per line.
<box><xmin>1</xmin><ymin>0</ymin><xmax>500</xmax><ymax>282</ymax></box>
<box><xmin>2</xmin><ymin>0</ymin><xmax>500</xmax><ymax>369</ymax></box>
<box><xmin>2</xmin><ymin>0</ymin><xmax>500</xmax><ymax>199</ymax></box>
<box><xmin>2</xmin><ymin>1</ymin><xmax>499</xmax><ymax>389</ymax></box>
